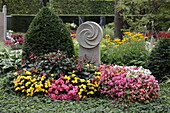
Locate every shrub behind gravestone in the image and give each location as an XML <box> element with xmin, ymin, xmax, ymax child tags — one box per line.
<box><xmin>146</xmin><ymin>37</ymin><xmax>170</xmax><ymax>81</ymax></box>
<box><xmin>22</xmin><ymin>7</ymin><xmax>75</xmax><ymax>58</ymax></box>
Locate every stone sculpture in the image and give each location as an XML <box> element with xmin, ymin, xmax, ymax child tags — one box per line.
<box><xmin>76</xmin><ymin>21</ymin><xmax>103</xmax><ymax>64</ymax></box>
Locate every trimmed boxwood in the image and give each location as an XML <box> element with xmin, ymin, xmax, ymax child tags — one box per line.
<box><xmin>22</xmin><ymin>7</ymin><xmax>75</xmax><ymax>58</ymax></box>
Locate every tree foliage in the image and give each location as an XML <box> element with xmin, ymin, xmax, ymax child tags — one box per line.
<box><xmin>117</xmin><ymin>0</ymin><xmax>170</xmax><ymax>32</ymax></box>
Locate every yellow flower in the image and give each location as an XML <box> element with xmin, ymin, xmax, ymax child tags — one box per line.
<box><xmin>94</xmin><ymin>72</ymin><xmax>101</xmax><ymax>75</ymax></box>
<box><xmin>72</xmin><ymin>74</ymin><xmax>76</xmax><ymax>77</ymax></box>
<box><xmin>64</xmin><ymin>75</ymin><xmax>71</xmax><ymax>80</ymax></box>
<box><xmin>87</xmin><ymin>91</ymin><xmax>94</xmax><ymax>95</ymax></box>
<box><xmin>79</xmin><ymin>84</ymin><xmax>86</xmax><ymax>89</ymax></box>
<box><xmin>41</xmin><ymin>76</ymin><xmax>45</xmax><ymax>81</ymax></box>
<box><xmin>114</xmin><ymin>38</ymin><xmax>121</xmax><ymax>42</ymax></box>
<box><xmin>95</xmin><ymin>76</ymin><xmax>100</xmax><ymax>79</ymax></box>
<box><xmin>25</xmin><ymin>82</ymin><xmax>31</xmax><ymax>86</ymax></box>
<box><xmin>86</xmin><ymin>64</ymin><xmax>90</xmax><ymax>67</ymax></box>
<box><xmin>13</xmin><ymin>72</ymin><xmax>18</xmax><ymax>76</ymax></box>
<box><xmin>71</xmin><ymin>80</ymin><xmax>78</xmax><ymax>83</ymax></box>
<box><xmin>79</xmin><ymin>95</ymin><xmax>82</xmax><ymax>98</ymax></box>
<box><xmin>105</xmin><ymin>34</ymin><xmax>110</xmax><ymax>37</ymax></box>
<box><xmin>80</xmin><ymin>79</ymin><xmax>85</xmax><ymax>82</ymax></box>
<box><xmin>25</xmin><ymin>76</ymin><xmax>32</xmax><ymax>79</ymax></box>
<box><xmin>74</xmin><ymin>77</ymin><xmax>80</xmax><ymax>80</ymax></box>
<box><xmin>31</xmin><ymin>78</ymin><xmax>37</xmax><ymax>82</ymax></box>
<box><xmin>87</xmin><ymin>83</ymin><xmax>94</xmax><ymax>86</ymax></box>
<box><xmin>23</xmin><ymin>68</ymin><xmax>27</xmax><ymax>71</ymax></box>
<box><xmin>83</xmin><ymin>96</ymin><xmax>87</xmax><ymax>98</ymax></box>
<box><xmin>15</xmin><ymin>87</ymin><xmax>20</xmax><ymax>91</ymax></box>
<box><xmin>26</xmin><ymin>71</ymin><xmax>32</xmax><ymax>75</ymax></box>
<box><xmin>51</xmin><ymin>74</ymin><xmax>54</xmax><ymax>76</ymax></box>
<box><xmin>78</xmin><ymin>91</ymin><xmax>82</xmax><ymax>95</ymax></box>
<box><xmin>22</xmin><ymin>89</ymin><xmax>25</xmax><ymax>92</ymax></box>
<box><xmin>21</xmin><ymin>86</ymin><xmax>25</xmax><ymax>89</ymax></box>
<box><xmin>80</xmin><ymin>88</ymin><xmax>84</xmax><ymax>92</ymax></box>
<box><xmin>89</xmin><ymin>87</ymin><xmax>94</xmax><ymax>89</ymax></box>
<box><xmin>86</xmin><ymin>80</ymin><xmax>90</xmax><ymax>83</ymax></box>
<box><xmin>114</xmin><ymin>45</ymin><xmax>119</xmax><ymax>48</ymax></box>
<box><xmin>27</xmin><ymin>89</ymin><xmax>31</xmax><ymax>93</ymax></box>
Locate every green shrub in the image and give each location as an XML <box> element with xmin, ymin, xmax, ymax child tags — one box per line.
<box><xmin>22</xmin><ymin>7</ymin><xmax>75</xmax><ymax>58</ymax></box>
<box><xmin>146</xmin><ymin>37</ymin><xmax>170</xmax><ymax>81</ymax></box>
<box><xmin>101</xmin><ymin>39</ymin><xmax>149</xmax><ymax>67</ymax></box>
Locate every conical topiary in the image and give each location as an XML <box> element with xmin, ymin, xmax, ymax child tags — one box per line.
<box><xmin>146</xmin><ymin>37</ymin><xmax>170</xmax><ymax>81</ymax></box>
<box><xmin>22</xmin><ymin>7</ymin><xmax>75</xmax><ymax>58</ymax></box>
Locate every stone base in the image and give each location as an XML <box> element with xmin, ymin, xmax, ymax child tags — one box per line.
<box><xmin>79</xmin><ymin>45</ymin><xmax>100</xmax><ymax>64</ymax></box>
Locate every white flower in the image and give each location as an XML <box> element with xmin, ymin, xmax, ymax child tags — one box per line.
<box><xmin>71</xmin><ymin>23</ymin><xmax>77</xmax><ymax>28</ymax></box>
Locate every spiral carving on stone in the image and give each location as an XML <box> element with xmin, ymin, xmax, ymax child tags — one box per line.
<box><xmin>76</xmin><ymin>21</ymin><xmax>103</xmax><ymax>49</ymax></box>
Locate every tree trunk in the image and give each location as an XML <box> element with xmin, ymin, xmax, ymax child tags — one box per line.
<box><xmin>114</xmin><ymin>0</ymin><xmax>123</xmax><ymax>40</ymax></box>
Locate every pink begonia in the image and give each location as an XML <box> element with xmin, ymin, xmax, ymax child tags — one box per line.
<box><xmin>99</xmin><ymin>64</ymin><xmax>160</xmax><ymax>102</ymax></box>
<box><xmin>48</xmin><ymin>76</ymin><xmax>80</xmax><ymax>101</ymax></box>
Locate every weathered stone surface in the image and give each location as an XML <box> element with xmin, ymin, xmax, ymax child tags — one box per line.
<box><xmin>0</xmin><ymin>12</ymin><xmax>4</xmax><ymax>41</ymax></box>
<box><xmin>76</xmin><ymin>21</ymin><xmax>103</xmax><ymax>64</ymax></box>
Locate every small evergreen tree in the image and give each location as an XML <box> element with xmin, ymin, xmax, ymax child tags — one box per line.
<box><xmin>146</xmin><ymin>37</ymin><xmax>170</xmax><ymax>81</ymax></box>
<box><xmin>22</xmin><ymin>7</ymin><xmax>75</xmax><ymax>58</ymax></box>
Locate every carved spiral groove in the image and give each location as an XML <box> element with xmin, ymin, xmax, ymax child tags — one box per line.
<box><xmin>76</xmin><ymin>21</ymin><xmax>103</xmax><ymax>48</ymax></box>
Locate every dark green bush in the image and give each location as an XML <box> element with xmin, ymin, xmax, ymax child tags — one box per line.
<box><xmin>146</xmin><ymin>37</ymin><xmax>170</xmax><ymax>81</ymax></box>
<box><xmin>22</xmin><ymin>7</ymin><xmax>75</xmax><ymax>58</ymax></box>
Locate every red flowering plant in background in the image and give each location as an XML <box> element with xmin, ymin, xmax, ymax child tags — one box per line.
<box><xmin>99</xmin><ymin>64</ymin><xmax>160</xmax><ymax>102</ymax></box>
<box><xmin>157</xmin><ymin>32</ymin><xmax>170</xmax><ymax>38</ymax></box>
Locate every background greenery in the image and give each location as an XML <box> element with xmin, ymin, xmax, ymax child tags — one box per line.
<box><xmin>1</xmin><ymin>0</ymin><xmax>169</xmax><ymax>32</ymax></box>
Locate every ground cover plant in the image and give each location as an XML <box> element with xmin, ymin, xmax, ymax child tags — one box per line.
<box><xmin>0</xmin><ymin>77</ymin><xmax>169</xmax><ymax>112</ymax></box>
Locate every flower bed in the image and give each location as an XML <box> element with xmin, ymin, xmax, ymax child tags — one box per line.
<box><xmin>10</xmin><ymin>51</ymin><xmax>161</xmax><ymax>103</ymax></box>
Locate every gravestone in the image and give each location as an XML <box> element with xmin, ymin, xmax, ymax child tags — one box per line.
<box><xmin>76</xmin><ymin>21</ymin><xmax>103</xmax><ymax>64</ymax></box>
<box><xmin>0</xmin><ymin>5</ymin><xmax>7</xmax><ymax>42</ymax></box>
<box><xmin>0</xmin><ymin>12</ymin><xmax>4</xmax><ymax>41</ymax></box>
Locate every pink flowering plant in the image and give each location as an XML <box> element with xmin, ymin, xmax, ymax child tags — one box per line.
<box><xmin>4</xmin><ymin>33</ymin><xmax>24</xmax><ymax>47</ymax></box>
<box><xmin>47</xmin><ymin>76</ymin><xmax>80</xmax><ymax>101</ymax></box>
<box><xmin>47</xmin><ymin>57</ymin><xmax>101</xmax><ymax>100</ymax></box>
<box><xmin>99</xmin><ymin>64</ymin><xmax>160</xmax><ymax>102</ymax></box>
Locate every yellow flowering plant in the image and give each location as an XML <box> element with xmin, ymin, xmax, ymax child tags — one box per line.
<box><xmin>101</xmin><ymin>32</ymin><xmax>150</xmax><ymax>67</ymax></box>
<box><xmin>13</xmin><ymin>69</ymin><xmax>52</xmax><ymax>96</ymax></box>
<box><xmin>63</xmin><ymin>70</ymin><xmax>101</xmax><ymax>99</ymax></box>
